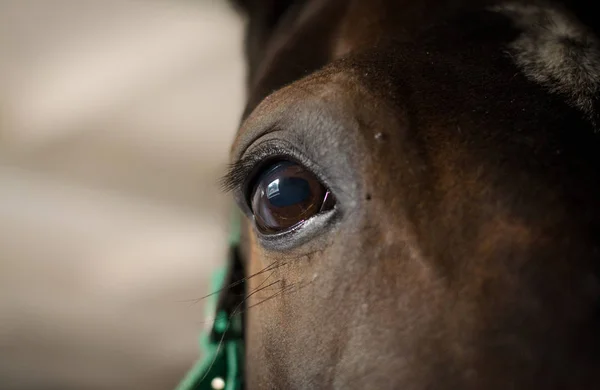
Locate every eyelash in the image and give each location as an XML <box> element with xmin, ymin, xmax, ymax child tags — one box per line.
<box><xmin>220</xmin><ymin>143</ymin><xmax>293</xmax><ymax>196</ymax></box>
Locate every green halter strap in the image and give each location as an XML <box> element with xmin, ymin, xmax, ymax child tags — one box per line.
<box><xmin>175</xmin><ymin>214</ymin><xmax>244</xmax><ymax>390</ymax></box>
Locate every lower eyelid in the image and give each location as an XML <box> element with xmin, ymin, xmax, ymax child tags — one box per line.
<box><xmin>255</xmin><ymin>207</ymin><xmax>338</xmax><ymax>251</ymax></box>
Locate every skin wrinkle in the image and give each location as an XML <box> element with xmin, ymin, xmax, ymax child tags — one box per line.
<box><xmin>228</xmin><ymin>0</ymin><xmax>600</xmax><ymax>388</ymax></box>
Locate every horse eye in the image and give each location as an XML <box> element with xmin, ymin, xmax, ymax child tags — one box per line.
<box><xmin>250</xmin><ymin>161</ymin><xmax>335</xmax><ymax>234</ymax></box>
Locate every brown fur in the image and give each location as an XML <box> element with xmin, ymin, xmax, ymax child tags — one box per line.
<box><xmin>228</xmin><ymin>0</ymin><xmax>600</xmax><ymax>388</ymax></box>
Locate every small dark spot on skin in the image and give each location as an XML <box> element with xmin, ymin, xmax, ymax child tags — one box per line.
<box><xmin>366</xmin><ymin>193</ymin><xmax>372</xmax><ymax>201</ymax></box>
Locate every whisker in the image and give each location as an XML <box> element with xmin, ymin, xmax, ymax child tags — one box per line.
<box><xmin>245</xmin><ymin>283</ymin><xmax>298</xmax><ymax>311</ymax></box>
<box><xmin>195</xmin><ymin>274</ymin><xmax>312</xmax><ymax>380</ymax></box>
<box><xmin>194</xmin><ymin>271</ymin><xmax>282</xmax><ymax>382</ymax></box>
<box><xmin>179</xmin><ymin>259</ymin><xmax>288</xmax><ymax>305</ymax></box>
<box><xmin>247</xmin><ymin>269</ymin><xmax>277</xmax><ymax>294</ymax></box>
<box><xmin>192</xmin><ymin>272</ymin><xmax>280</xmax><ymax>326</ymax></box>
<box><xmin>229</xmin><ymin>279</ymin><xmax>282</xmax><ymax>319</ymax></box>
<box><xmin>195</xmin><ymin>286</ymin><xmax>249</xmax><ymax>384</ymax></box>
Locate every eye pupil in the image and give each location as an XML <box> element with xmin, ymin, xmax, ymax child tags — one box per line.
<box><xmin>267</xmin><ymin>177</ymin><xmax>311</xmax><ymax>207</ymax></box>
<box><xmin>250</xmin><ymin>161</ymin><xmax>335</xmax><ymax>234</ymax></box>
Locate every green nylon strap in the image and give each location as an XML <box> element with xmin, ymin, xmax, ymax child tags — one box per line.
<box><xmin>175</xmin><ymin>212</ymin><xmax>243</xmax><ymax>390</ymax></box>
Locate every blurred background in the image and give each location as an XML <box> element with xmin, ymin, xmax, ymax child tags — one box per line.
<box><xmin>0</xmin><ymin>1</ymin><xmax>244</xmax><ymax>389</ymax></box>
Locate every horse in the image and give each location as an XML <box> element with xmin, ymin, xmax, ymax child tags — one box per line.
<box><xmin>223</xmin><ymin>0</ymin><xmax>600</xmax><ymax>388</ymax></box>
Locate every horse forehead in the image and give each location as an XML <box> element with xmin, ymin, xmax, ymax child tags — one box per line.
<box><xmin>237</xmin><ymin>0</ymin><xmax>600</xmax><ymax>161</ymax></box>
<box><xmin>266</xmin><ymin>1</ymin><xmax>599</xmax><ymax>123</ymax></box>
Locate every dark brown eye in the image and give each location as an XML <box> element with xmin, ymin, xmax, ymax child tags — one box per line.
<box><xmin>250</xmin><ymin>161</ymin><xmax>335</xmax><ymax>234</ymax></box>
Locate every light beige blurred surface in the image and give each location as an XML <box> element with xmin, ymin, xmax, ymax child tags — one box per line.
<box><xmin>0</xmin><ymin>1</ymin><xmax>244</xmax><ymax>389</ymax></box>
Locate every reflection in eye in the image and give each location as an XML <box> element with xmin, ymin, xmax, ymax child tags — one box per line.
<box><xmin>250</xmin><ymin>161</ymin><xmax>335</xmax><ymax>234</ymax></box>
<box><xmin>266</xmin><ymin>179</ymin><xmax>280</xmax><ymax>198</ymax></box>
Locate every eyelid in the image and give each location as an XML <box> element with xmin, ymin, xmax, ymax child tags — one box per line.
<box><xmin>221</xmin><ymin>141</ymin><xmax>293</xmax><ymax>196</ymax></box>
<box><xmin>223</xmin><ymin>139</ymin><xmax>325</xmax><ymax>195</ymax></box>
